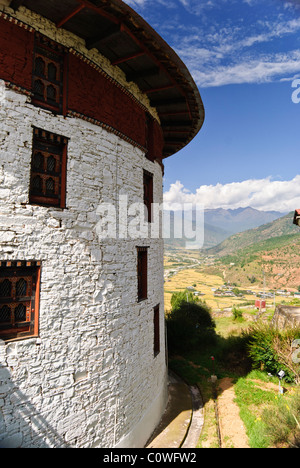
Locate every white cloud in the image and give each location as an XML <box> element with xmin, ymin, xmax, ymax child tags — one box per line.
<box><xmin>186</xmin><ymin>50</ymin><xmax>300</xmax><ymax>87</ymax></box>
<box><xmin>124</xmin><ymin>0</ymin><xmax>175</xmax><ymax>8</ymax></box>
<box><xmin>124</xmin><ymin>0</ymin><xmax>300</xmax><ymax>87</ymax></box>
<box><xmin>163</xmin><ymin>176</ymin><xmax>300</xmax><ymax>212</ymax></box>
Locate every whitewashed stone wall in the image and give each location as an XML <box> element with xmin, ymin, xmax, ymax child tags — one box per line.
<box><xmin>0</xmin><ymin>83</ymin><xmax>167</xmax><ymax>447</ymax></box>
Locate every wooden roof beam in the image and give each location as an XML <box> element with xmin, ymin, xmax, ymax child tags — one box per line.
<box><xmin>80</xmin><ymin>1</ymin><xmax>193</xmax><ymax>118</ymax></box>
<box><xmin>70</xmin><ymin>1</ymin><xmax>193</xmax><ymax>120</ymax></box>
<box><xmin>145</xmin><ymin>84</ymin><xmax>176</xmax><ymax>94</ymax></box>
<box><xmin>56</xmin><ymin>3</ymin><xmax>85</xmax><ymax>28</ymax></box>
<box><xmin>112</xmin><ymin>51</ymin><xmax>145</xmax><ymax>66</ymax></box>
<box><xmin>77</xmin><ymin>0</ymin><xmax>120</xmax><ymax>24</ymax></box>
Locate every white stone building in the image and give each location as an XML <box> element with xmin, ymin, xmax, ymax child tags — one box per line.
<box><xmin>0</xmin><ymin>0</ymin><xmax>204</xmax><ymax>448</ymax></box>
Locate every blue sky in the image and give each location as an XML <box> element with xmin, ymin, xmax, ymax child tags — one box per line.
<box><xmin>124</xmin><ymin>0</ymin><xmax>300</xmax><ymax>212</ymax></box>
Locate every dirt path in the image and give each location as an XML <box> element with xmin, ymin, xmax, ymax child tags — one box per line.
<box><xmin>217</xmin><ymin>377</ymin><xmax>249</xmax><ymax>448</ymax></box>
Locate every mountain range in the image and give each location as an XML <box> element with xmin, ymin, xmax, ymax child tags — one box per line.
<box><xmin>163</xmin><ymin>206</ymin><xmax>286</xmax><ymax>249</ymax></box>
<box><xmin>205</xmin><ymin>210</ymin><xmax>299</xmax><ymax>257</ymax></box>
<box><xmin>205</xmin><ymin>211</ymin><xmax>300</xmax><ymax>290</ymax></box>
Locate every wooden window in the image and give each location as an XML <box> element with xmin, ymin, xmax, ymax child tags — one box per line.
<box><xmin>137</xmin><ymin>247</ymin><xmax>148</xmax><ymax>301</ymax></box>
<box><xmin>29</xmin><ymin>127</ymin><xmax>68</xmax><ymax>208</ymax></box>
<box><xmin>153</xmin><ymin>304</ymin><xmax>160</xmax><ymax>356</ymax></box>
<box><xmin>143</xmin><ymin>170</ymin><xmax>153</xmax><ymax>222</ymax></box>
<box><xmin>0</xmin><ymin>261</ymin><xmax>41</xmax><ymax>342</ymax></box>
<box><xmin>32</xmin><ymin>34</ymin><xmax>66</xmax><ymax>114</ymax></box>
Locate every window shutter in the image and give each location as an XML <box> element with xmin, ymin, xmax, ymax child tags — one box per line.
<box><xmin>0</xmin><ymin>261</ymin><xmax>41</xmax><ymax>341</ymax></box>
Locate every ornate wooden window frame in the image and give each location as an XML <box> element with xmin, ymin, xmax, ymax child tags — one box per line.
<box><xmin>0</xmin><ymin>261</ymin><xmax>41</xmax><ymax>342</ymax></box>
<box><xmin>32</xmin><ymin>33</ymin><xmax>67</xmax><ymax>115</ymax></box>
<box><xmin>29</xmin><ymin>127</ymin><xmax>68</xmax><ymax>209</ymax></box>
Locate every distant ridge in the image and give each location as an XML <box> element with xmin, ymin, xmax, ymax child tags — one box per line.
<box><xmin>204</xmin><ymin>206</ymin><xmax>285</xmax><ymax>235</ymax></box>
<box><xmin>164</xmin><ymin>206</ymin><xmax>285</xmax><ymax>249</ymax></box>
<box><xmin>205</xmin><ymin>211</ymin><xmax>298</xmax><ymax>257</ymax></box>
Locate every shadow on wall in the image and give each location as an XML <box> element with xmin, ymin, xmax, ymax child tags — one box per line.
<box><xmin>0</xmin><ymin>363</ymin><xmax>67</xmax><ymax>448</ymax></box>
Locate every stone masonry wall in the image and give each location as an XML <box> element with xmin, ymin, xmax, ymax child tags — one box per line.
<box><xmin>0</xmin><ymin>83</ymin><xmax>167</xmax><ymax>447</ymax></box>
<box><xmin>271</xmin><ymin>305</ymin><xmax>300</xmax><ymax>330</ymax></box>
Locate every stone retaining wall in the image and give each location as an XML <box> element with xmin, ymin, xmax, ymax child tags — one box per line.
<box><xmin>271</xmin><ymin>305</ymin><xmax>300</xmax><ymax>329</ymax></box>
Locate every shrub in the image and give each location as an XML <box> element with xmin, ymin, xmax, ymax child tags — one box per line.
<box><xmin>166</xmin><ymin>290</ymin><xmax>216</xmax><ymax>353</ymax></box>
<box><xmin>170</xmin><ymin>290</ymin><xmax>199</xmax><ymax>310</ymax></box>
<box><xmin>245</xmin><ymin>323</ymin><xmax>300</xmax><ymax>383</ymax></box>
<box><xmin>248</xmin><ymin>275</ymin><xmax>256</xmax><ymax>283</ymax></box>
<box><xmin>232</xmin><ymin>306</ymin><xmax>243</xmax><ymax>321</ymax></box>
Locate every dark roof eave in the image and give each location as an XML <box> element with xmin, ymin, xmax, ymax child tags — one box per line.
<box><xmin>9</xmin><ymin>0</ymin><xmax>205</xmax><ymax>158</ymax></box>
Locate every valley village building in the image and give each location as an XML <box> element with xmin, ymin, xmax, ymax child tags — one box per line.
<box><xmin>0</xmin><ymin>0</ymin><xmax>204</xmax><ymax>448</ymax></box>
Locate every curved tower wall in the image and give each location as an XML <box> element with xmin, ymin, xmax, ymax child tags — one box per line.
<box><xmin>0</xmin><ymin>4</ymin><xmax>167</xmax><ymax>448</ymax></box>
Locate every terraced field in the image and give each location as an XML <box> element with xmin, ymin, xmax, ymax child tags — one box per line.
<box><xmin>163</xmin><ymin>248</ymin><xmax>288</xmax><ymax>314</ymax></box>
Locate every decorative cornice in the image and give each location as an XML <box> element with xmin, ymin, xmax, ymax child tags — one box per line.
<box><xmin>4</xmin><ymin>80</ymin><xmax>32</xmax><ymax>96</ymax></box>
<box><xmin>0</xmin><ymin>10</ymin><xmax>34</xmax><ymax>31</ymax></box>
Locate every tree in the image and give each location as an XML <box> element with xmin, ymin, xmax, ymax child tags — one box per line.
<box><xmin>166</xmin><ymin>290</ymin><xmax>216</xmax><ymax>353</ymax></box>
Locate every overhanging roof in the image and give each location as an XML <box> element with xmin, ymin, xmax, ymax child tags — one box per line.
<box><xmin>9</xmin><ymin>0</ymin><xmax>205</xmax><ymax>159</ymax></box>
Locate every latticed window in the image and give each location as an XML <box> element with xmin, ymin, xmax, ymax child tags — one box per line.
<box><xmin>137</xmin><ymin>247</ymin><xmax>148</xmax><ymax>301</ymax></box>
<box><xmin>29</xmin><ymin>127</ymin><xmax>68</xmax><ymax>208</ymax></box>
<box><xmin>32</xmin><ymin>33</ymin><xmax>65</xmax><ymax>114</ymax></box>
<box><xmin>0</xmin><ymin>261</ymin><xmax>41</xmax><ymax>341</ymax></box>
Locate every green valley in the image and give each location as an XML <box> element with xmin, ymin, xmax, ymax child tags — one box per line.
<box><xmin>164</xmin><ymin>211</ymin><xmax>300</xmax><ymax>312</ymax></box>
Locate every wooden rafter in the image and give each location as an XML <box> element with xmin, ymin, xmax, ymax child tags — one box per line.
<box><xmin>112</xmin><ymin>51</ymin><xmax>145</xmax><ymax>66</ymax></box>
<box><xmin>145</xmin><ymin>84</ymin><xmax>175</xmax><ymax>94</ymax></box>
<box><xmin>56</xmin><ymin>4</ymin><xmax>85</xmax><ymax>28</ymax></box>
<box><xmin>77</xmin><ymin>0</ymin><xmax>120</xmax><ymax>24</ymax></box>
<box><xmin>76</xmin><ymin>0</ymin><xmax>193</xmax><ymax>119</ymax></box>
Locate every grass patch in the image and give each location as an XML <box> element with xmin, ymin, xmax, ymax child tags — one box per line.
<box><xmin>168</xmin><ymin>312</ymin><xmax>299</xmax><ymax>448</ymax></box>
<box><xmin>233</xmin><ymin>371</ymin><xmax>278</xmax><ymax>448</ymax></box>
<box><xmin>234</xmin><ymin>370</ymin><xmax>300</xmax><ymax>448</ymax></box>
